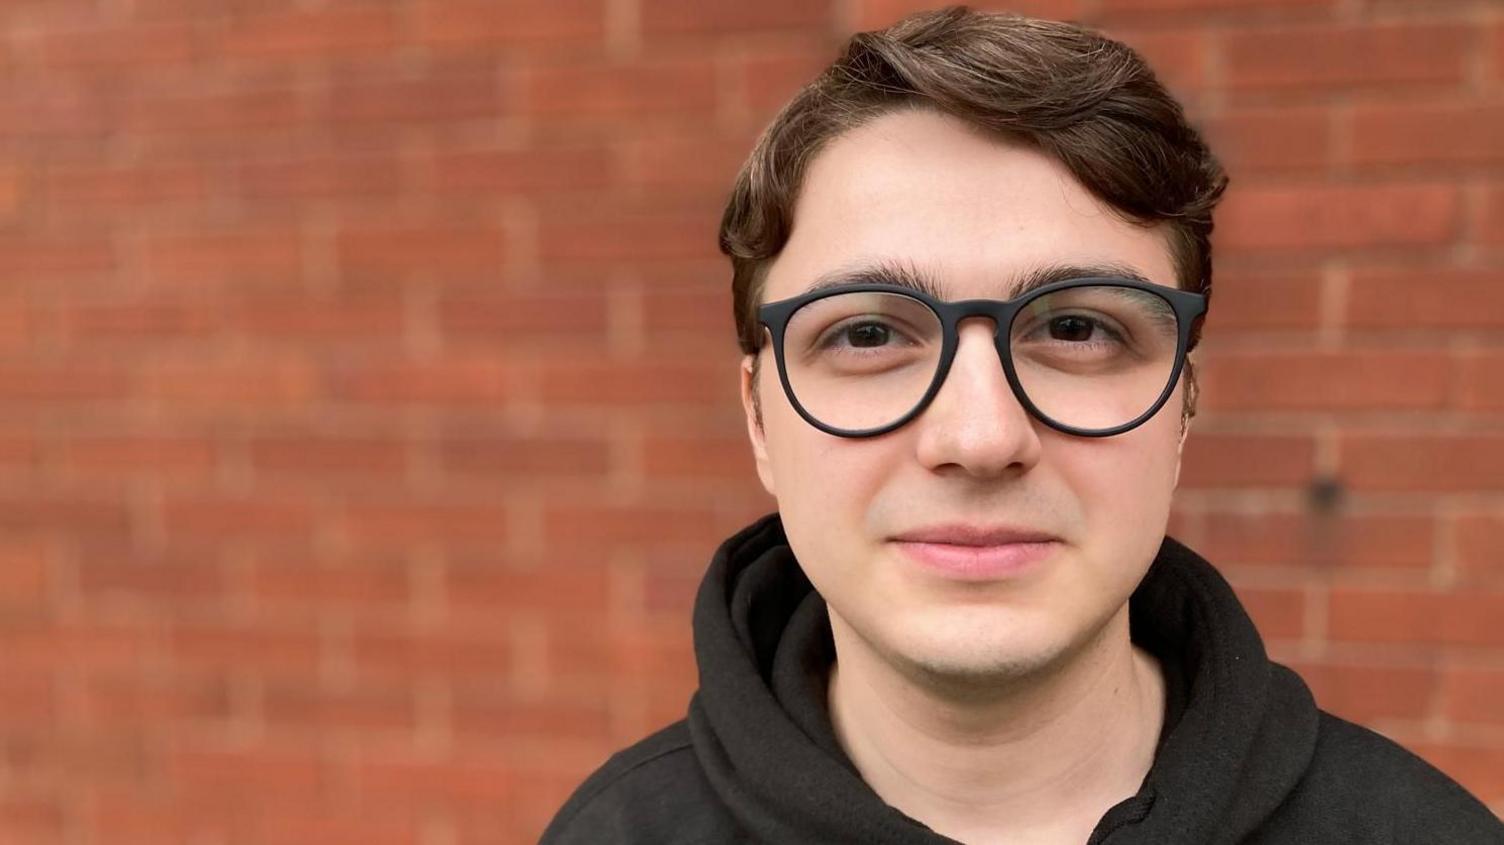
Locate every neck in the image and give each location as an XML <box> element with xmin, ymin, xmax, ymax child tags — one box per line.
<box><xmin>826</xmin><ymin>603</ymin><xmax>1165</xmax><ymax>845</ymax></box>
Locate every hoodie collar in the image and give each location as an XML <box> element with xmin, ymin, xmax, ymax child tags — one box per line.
<box><xmin>688</xmin><ymin>512</ymin><xmax>1319</xmax><ymax>844</ymax></box>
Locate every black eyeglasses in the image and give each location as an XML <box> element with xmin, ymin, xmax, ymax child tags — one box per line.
<box><xmin>754</xmin><ymin>277</ymin><xmax>1207</xmax><ymax>438</ymax></box>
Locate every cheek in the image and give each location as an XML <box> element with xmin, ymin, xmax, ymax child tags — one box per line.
<box><xmin>1061</xmin><ymin>419</ymin><xmax>1182</xmax><ymax>532</ymax></box>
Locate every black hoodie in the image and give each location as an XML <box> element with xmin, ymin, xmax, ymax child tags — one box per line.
<box><xmin>541</xmin><ymin>512</ymin><xmax>1504</xmax><ymax>844</ymax></box>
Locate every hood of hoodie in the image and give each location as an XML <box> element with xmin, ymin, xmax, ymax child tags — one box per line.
<box><xmin>686</xmin><ymin>511</ymin><xmax>1321</xmax><ymax>845</ymax></box>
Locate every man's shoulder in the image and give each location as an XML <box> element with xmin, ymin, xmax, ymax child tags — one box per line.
<box><xmin>1261</xmin><ymin>707</ymin><xmax>1503</xmax><ymax>842</ymax></box>
<box><xmin>539</xmin><ymin>719</ymin><xmax>742</xmax><ymax>844</ymax></box>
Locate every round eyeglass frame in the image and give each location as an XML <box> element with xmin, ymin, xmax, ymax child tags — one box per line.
<box><xmin>754</xmin><ymin>276</ymin><xmax>1209</xmax><ymax>439</ymax></box>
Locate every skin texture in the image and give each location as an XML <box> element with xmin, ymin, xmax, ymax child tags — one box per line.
<box><xmin>738</xmin><ymin>107</ymin><xmax>1192</xmax><ymax>844</ymax></box>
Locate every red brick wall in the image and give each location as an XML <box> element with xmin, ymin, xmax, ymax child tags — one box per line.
<box><xmin>0</xmin><ymin>1</ymin><xmax>1499</xmax><ymax>843</ymax></box>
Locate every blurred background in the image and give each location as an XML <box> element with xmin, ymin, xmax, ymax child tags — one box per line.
<box><xmin>0</xmin><ymin>0</ymin><xmax>1499</xmax><ymax>842</ymax></box>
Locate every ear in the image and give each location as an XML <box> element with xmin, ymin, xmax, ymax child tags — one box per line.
<box><xmin>1172</xmin><ymin>419</ymin><xmax>1190</xmax><ymax>490</ymax></box>
<box><xmin>740</xmin><ymin>353</ymin><xmax>776</xmax><ymax>497</ymax></box>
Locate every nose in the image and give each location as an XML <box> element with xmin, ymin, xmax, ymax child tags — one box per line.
<box><xmin>912</xmin><ymin>317</ymin><xmax>1043</xmax><ymax>477</ymax></box>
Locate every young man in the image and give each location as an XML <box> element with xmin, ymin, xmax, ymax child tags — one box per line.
<box><xmin>542</xmin><ymin>8</ymin><xmax>1504</xmax><ymax>843</ymax></box>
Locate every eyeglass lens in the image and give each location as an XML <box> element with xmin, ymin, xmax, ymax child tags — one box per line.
<box><xmin>780</xmin><ymin>286</ymin><xmax>1181</xmax><ymax>433</ymax></box>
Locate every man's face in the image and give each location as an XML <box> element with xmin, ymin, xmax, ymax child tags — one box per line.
<box><xmin>739</xmin><ymin>107</ymin><xmax>1191</xmax><ymax>686</ymax></box>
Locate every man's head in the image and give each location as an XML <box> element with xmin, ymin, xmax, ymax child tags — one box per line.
<box><xmin>720</xmin><ymin>8</ymin><xmax>1228</xmax><ymax>690</ymax></box>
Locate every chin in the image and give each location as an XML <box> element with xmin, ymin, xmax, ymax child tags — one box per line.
<box><xmin>882</xmin><ymin>615</ymin><xmax>1065</xmax><ymax>682</ymax></box>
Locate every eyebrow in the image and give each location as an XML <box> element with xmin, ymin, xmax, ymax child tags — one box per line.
<box><xmin>800</xmin><ymin>257</ymin><xmax>1160</xmax><ymax>300</ymax></box>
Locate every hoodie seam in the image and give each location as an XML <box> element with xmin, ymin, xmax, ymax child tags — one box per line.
<box><xmin>549</xmin><ymin>738</ymin><xmax>696</xmax><ymax>832</ymax></box>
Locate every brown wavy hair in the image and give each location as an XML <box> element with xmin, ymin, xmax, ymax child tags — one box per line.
<box><xmin>719</xmin><ymin>5</ymin><xmax>1228</xmax><ymax>434</ymax></box>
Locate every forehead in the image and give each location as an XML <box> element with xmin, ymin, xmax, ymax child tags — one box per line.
<box><xmin>762</xmin><ymin>108</ymin><xmax>1177</xmax><ymax>303</ymax></box>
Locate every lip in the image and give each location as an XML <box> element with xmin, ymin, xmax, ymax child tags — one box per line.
<box><xmin>891</xmin><ymin>523</ymin><xmax>1058</xmax><ymax>546</ymax></box>
<box><xmin>890</xmin><ymin>523</ymin><xmax>1060</xmax><ymax>581</ymax></box>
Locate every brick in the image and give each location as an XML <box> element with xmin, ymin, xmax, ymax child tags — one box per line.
<box><xmin>1347</xmin><ymin>268</ymin><xmax>1504</xmax><ymax>330</ymax></box>
<box><xmin>145</xmin><ymin>229</ymin><xmax>304</xmax><ymax>289</ymax></box>
<box><xmin>1109</xmin><ymin>28</ymin><xmax>1208</xmax><ymax>94</ymax></box>
<box><xmin>250</xmin><ymin>554</ymin><xmax>410</xmax><ymax>609</ymax></box>
<box><xmin>1352</xmin><ymin>104</ymin><xmax>1504</xmax><ymax>168</ymax></box>
<box><xmin>1438</xmin><ymin>666</ymin><xmax>1504</xmax><ymax>726</ymax></box>
<box><xmin>641</xmin><ymin>0</ymin><xmax>833</xmax><ymax>34</ymax></box>
<box><xmin>0</xmin><ymin>797</ymin><xmax>64</xmax><ymax>841</ymax></box>
<box><xmin>352</xmin><ymin>624</ymin><xmax>514</xmax><ymax>680</ymax></box>
<box><xmin>357</xmin><ymin>756</ymin><xmax>515</xmax><ymax>803</ymax></box>
<box><xmin>1199</xmin><ymin>349</ymin><xmax>1449</xmax><ymax>411</ymax></box>
<box><xmin>17</xmin><ymin>20</ymin><xmax>200</xmax><ymax>69</ymax></box>
<box><xmin>0</xmin><ymin>79</ymin><xmax>115</xmax><ymax>139</ymax></box>
<box><xmin>0</xmin><ymin>670</ymin><xmax>57</xmax><ymax>727</ymax></box>
<box><xmin>80</xmin><ymin>672</ymin><xmax>232</xmax><ymax>729</ymax></box>
<box><xmin>2</xmin><ymin>617</ymin><xmax>156</xmax><ymax>674</ymax></box>
<box><xmin>337</xmin><ymin>223</ymin><xmax>506</xmax><ymax>279</ymax></box>
<box><xmin>250</xmin><ymin>435</ymin><xmax>407</xmax><ymax>476</ymax></box>
<box><xmin>431</xmin><ymin>146</ymin><xmax>613</xmax><ymax>194</ymax></box>
<box><xmin>446</xmin><ymin>562</ymin><xmax>610</xmax><ymax>617</ymax></box>
<box><xmin>231</xmin><ymin>297</ymin><xmax>407</xmax><ymax>341</ymax></box>
<box><xmin>76</xmin><ymin>548</ymin><xmax>226</xmax><ymax>603</ymax></box>
<box><xmin>1101</xmin><ymin>0</ymin><xmax>1330</xmax><ymax>10</ymax></box>
<box><xmin>144</xmin><ymin>360</ymin><xmax>319</xmax><ymax>408</ymax></box>
<box><xmin>61</xmin><ymin>435</ymin><xmax>216</xmax><ymax>477</ymax></box>
<box><xmin>0</xmin><ymin>539</ymin><xmax>50</xmax><ymax>606</ymax></box>
<box><xmin>170</xmin><ymin>747</ymin><xmax>329</xmax><ymax>806</ymax></box>
<box><xmin>257</xmin><ymin>812</ymin><xmax>420</xmax><ymax>845</ymax></box>
<box><xmin>170</xmin><ymin>621</ymin><xmax>324</xmax><ymax>675</ymax></box>
<box><xmin>620</xmin><ymin>133</ymin><xmax>750</xmax><ymax>192</ymax></box>
<box><xmin>1223</xmin><ymin>24</ymin><xmax>1470</xmax><ymax>92</ymax></box>
<box><xmin>337</xmin><ymin>501</ymin><xmax>509</xmax><ymax>545</ymax></box>
<box><xmin>0</xmin><ymin>235</ymin><xmax>115</xmax><ymax>279</ymax></box>
<box><xmin>44</xmin><ymin>162</ymin><xmax>209</xmax><ymax>209</ymax></box>
<box><xmin>1197</xmin><ymin>512</ymin><xmax>1435</xmax><ymax>568</ymax></box>
<box><xmin>1177</xmin><ymin>432</ymin><xmax>1315</xmax><ymax>488</ymax></box>
<box><xmin>641</xmin><ymin>284</ymin><xmax>734</xmax><ymax>334</ymax></box>
<box><xmin>262</xmin><ymin>678</ymin><xmax>415</xmax><ymax>734</ymax></box>
<box><xmin>329</xmin><ymin>68</ymin><xmax>500</xmax><ymax>126</ymax></box>
<box><xmin>1329</xmin><ymin>589</ymin><xmax>1504</xmax><ymax>647</ymax></box>
<box><xmin>438</xmin><ymin>290</ymin><xmax>609</xmax><ymax>347</ymax></box>
<box><xmin>131</xmin><ymin>88</ymin><xmax>305</xmax><ymax>134</ymax></box>
<box><xmin>0</xmin><ymin>494</ymin><xmax>132</xmax><ymax>538</ymax></box>
<box><xmin>525</xmin><ymin>56</ymin><xmax>718</xmax><ymax>120</ymax></box>
<box><xmin>1215</xmin><ymin>184</ymin><xmax>1460</xmax><ymax>252</ymax></box>
<box><xmin>0</xmin><ymin>434</ymin><xmax>37</xmax><ymax>470</ymax></box>
<box><xmin>62</xmin><ymin>303</ymin><xmax>220</xmax><ymax>340</ymax></box>
<box><xmin>440</xmin><ymin>432</ymin><xmax>611</xmax><ymax>476</ymax></box>
<box><xmin>327</xmin><ymin>359</ymin><xmax>516</xmax><ymax>404</ymax></box>
<box><xmin>538</xmin><ymin>201</ymin><xmax>716</xmax><ymax>264</ymax></box>
<box><xmin>238</xmin><ymin>154</ymin><xmax>404</xmax><ymax>200</ymax></box>
<box><xmin>1228</xmin><ymin>583</ymin><xmax>1304</xmax><ymax>640</ymax></box>
<box><xmin>1284</xmin><ymin>659</ymin><xmax>1435</xmax><ymax>723</ymax></box>
<box><xmin>541</xmin><ymin>503</ymin><xmax>725</xmax><ymax>552</ymax></box>
<box><xmin>414</xmin><ymin>0</ymin><xmax>605</xmax><ymax>49</ymax></box>
<box><xmin>1455</xmin><ymin>514</ymin><xmax>1504</xmax><ymax>580</ymax></box>
<box><xmin>0</xmin><ymin>363</ymin><xmax>132</xmax><ymax>402</ymax></box>
<box><xmin>1456</xmin><ymin>351</ymin><xmax>1504</xmax><ymax>413</ymax></box>
<box><xmin>219</xmin><ymin>6</ymin><xmax>395</xmax><ymax>58</ymax></box>
<box><xmin>1201</xmin><ymin>107</ymin><xmax>1330</xmax><ymax>175</ymax></box>
<box><xmin>162</xmin><ymin>495</ymin><xmax>318</xmax><ymax>540</ymax></box>
<box><xmin>535</xmin><ymin>359</ymin><xmax>733</xmax><ymax>406</ymax></box>
<box><xmin>855</xmin><ymin>0</ymin><xmax>1083</xmax><ymax>29</ymax></box>
<box><xmin>641</xmin><ymin>432</ymin><xmax>754</xmax><ymax>480</ymax></box>
<box><xmin>1340</xmin><ymin>432</ymin><xmax>1504</xmax><ymax>493</ymax></box>
<box><xmin>450</xmin><ymin>688</ymin><xmax>612</xmax><ymax>744</ymax></box>
<box><xmin>1493</xmin><ymin>21</ymin><xmax>1504</xmax><ymax>85</ymax></box>
<box><xmin>739</xmin><ymin>47</ymin><xmax>831</xmax><ymax>118</ymax></box>
<box><xmin>641</xmin><ymin>562</ymin><xmax>705</xmax><ymax>614</ymax></box>
<box><xmin>1204</xmin><ymin>271</ymin><xmax>1322</xmax><ymax>331</ymax></box>
<box><xmin>1480</xmin><ymin>184</ymin><xmax>1504</xmax><ymax>245</ymax></box>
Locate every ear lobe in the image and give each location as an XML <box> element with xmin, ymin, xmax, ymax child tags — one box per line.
<box><xmin>740</xmin><ymin>354</ymin><xmax>776</xmax><ymax>497</ymax></box>
<box><xmin>1172</xmin><ymin>420</ymin><xmax>1190</xmax><ymax>490</ymax></box>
